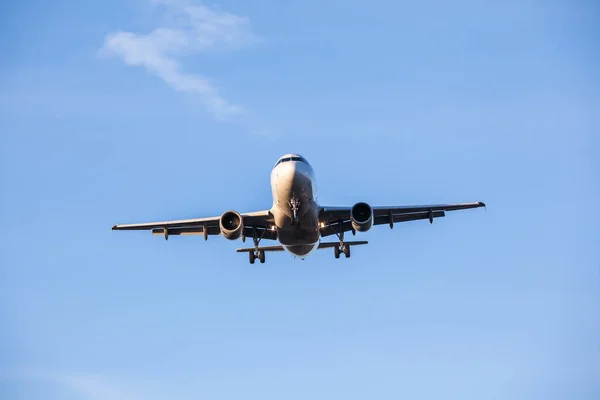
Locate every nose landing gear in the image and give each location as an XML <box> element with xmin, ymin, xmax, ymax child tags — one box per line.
<box><xmin>289</xmin><ymin>195</ymin><xmax>300</xmax><ymax>226</ymax></box>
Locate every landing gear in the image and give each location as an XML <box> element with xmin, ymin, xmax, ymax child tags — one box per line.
<box><xmin>331</xmin><ymin>220</ymin><xmax>352</xmax><ymax>259</ymax></box>
<box><xmin>289</xmin><ymin>195</ymin><xmax>300</xmax><ymax>226</ymax></box>
<box><xmin>248</xmin><ymin>227</ymin><xmax>267</xmax><ymax>264</ymax></box>
<box><xmin>333</xmin><ymin>244</ymin><xmax>351</xmax><ymax>259</ymax></box>
<box><xmin>248</xmin><ymin>250</ymin><xmax>265</xmax><ymax>264</ymax></box>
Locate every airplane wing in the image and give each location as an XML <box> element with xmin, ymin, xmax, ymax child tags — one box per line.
<box><xmin>112</xmin><ymin>210</ymin><xmax>277</xmax><ymax>240</ymax></box>
<box><xmin>319</xmin><ymin>202</ymin><xmax>485</xmax><ymax>237</ymax></box>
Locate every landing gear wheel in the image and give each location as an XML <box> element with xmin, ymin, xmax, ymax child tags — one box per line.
<box><xmin>259</xmin><ymin>250</ymin><xmax>266</xmax><ymax>264</ymax></box>
<box><xmin>249</xmin><ymin>251</ymin><xmax>255</xmax><ymax>264</ymax></box>
<box><xmin>334</xmin><ymin>246</ymin><xmax>340</xmax><ymax>259</ymax></box>
<box><xmin>344</xmin><ymin>245</ymin><xmax>351</xmax><ymax>258</ymax></box>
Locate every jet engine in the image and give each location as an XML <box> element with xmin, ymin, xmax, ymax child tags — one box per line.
<box><xmin>219</xmin><ymin>210</ymin><xmax>244</xmax><ymax>240</ymax></box>
<box><xmin>351</xmin><ymin>202</ymin><xmax>373</xmax><ymax>232</ymax></box>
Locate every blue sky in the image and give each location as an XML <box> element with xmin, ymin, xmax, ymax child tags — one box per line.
<box><xmin>1</xmin><ymin>0</ymin><xmax>598</xmax><ymax>399</ymax></box>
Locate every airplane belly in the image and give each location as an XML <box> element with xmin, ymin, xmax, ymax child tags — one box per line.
<box><xmin>283</xmin><ymin>242</ymin><xmax>319</xmax><ymax>258</ymax></box>
<box><xmin>275</xmin><ymin>207</ymin><xmax>320</xmax><ymax>246</ymax></box>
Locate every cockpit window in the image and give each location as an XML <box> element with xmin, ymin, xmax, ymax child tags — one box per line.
<box><xmin>274</xmin><ymin>156</ymin><xmax>306</xmax><ymax>167</ymax></box>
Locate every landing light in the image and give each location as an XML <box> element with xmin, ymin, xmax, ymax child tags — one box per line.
<box><xmin>320</xmin><ymin>222</ymin><xmax>325</xmax><ymax>228</ymax></box>
<box><xmin>271</xmin><ymin>226</ymin><xmax>276</xmax><ymax>231</ymax></box>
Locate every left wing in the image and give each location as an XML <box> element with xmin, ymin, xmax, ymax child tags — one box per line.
<box><xmin>319</xmin><ymin>202</ymin><xmax>485</xmax><ymax>237</ymax></box>
<box><xmin>112</xmin><ymin>210</ymin><xmax>277</xmax><ymax>240</ymax></box>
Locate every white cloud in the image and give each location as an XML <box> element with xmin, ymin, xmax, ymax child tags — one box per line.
<box><xmin>0</xmin><ymin>369</ymin><xmax>142</xmax><ymax>400</ymax></box>
<box><xmin>62</xmin><ymin>374</ymin><xmax>141</xmax><ymax>400</ymax></box>
<box><xmin>101</xmin><ymin>0</ymin><xmax>257</xmax><ymax>119</ymax></box>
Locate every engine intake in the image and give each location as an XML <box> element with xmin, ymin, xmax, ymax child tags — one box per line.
<box><xmin>351</xmin><ymin>202</ymin><xmax>373</xmax><ymax>232</ymax></box>
<box><xmin>220</xmin><ymin>210</ymin><xmax>244</xmax><ymax>240</ymax></box>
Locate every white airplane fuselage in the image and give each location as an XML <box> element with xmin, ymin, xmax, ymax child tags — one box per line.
<box><xmin>269</xmin><ymin>155</ymin><xmax>321</xmax><ymax>258</ymax></box>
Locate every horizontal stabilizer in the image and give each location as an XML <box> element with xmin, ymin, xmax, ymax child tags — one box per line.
<box><xmin>236</xmin><ymin>245</ymin><xmax>285</xmax><ymax>253</ymax></box>
<box><xmin>318</xmin><ymin>241</ymin><xmax>368</xmax><ymax>248</ymax></box>
<box><xmin>236</xmin><ymin>241</ymin><xmax>369</xmax><ymax>253</ymax></box>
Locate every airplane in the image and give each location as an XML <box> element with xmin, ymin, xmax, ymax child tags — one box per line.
<box><xmin>112</xmin><ymin>153</ymin><xmax>485</xmax><ymax>264</ymax></box>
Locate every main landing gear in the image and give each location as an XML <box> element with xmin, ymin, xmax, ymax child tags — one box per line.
<box><xmin>249</xmin><ymin>249</ymin><xmax>265</xmax><ymax>264</ymax></box>
<box><xmin>332</xmin><ymin>220</ymin><xmax>351</xmax><ymax>259</ymax></box>
<box><xmin>333</xmin><ymin>244</ymin><xmax>351</xmax><ymax>259</ymax></box>
<box><xmin>248</xmin><ymin>227</ymin><xmax>266</xmax><ymax>264</ymax></box>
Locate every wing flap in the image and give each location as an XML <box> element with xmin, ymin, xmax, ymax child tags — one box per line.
<box><xmin>151</xmin><ymin>226</ymin><xmax>221</xmax><ymax>236</ymax></box>
<box><xmin>148</xmin><ymin>225</ymin><xmax>278</xmax><ymax>240</ymax></box>
<box><xmin>374</xmin><ymin>210</ymin><xmax>445</xmax><ymax>225</ymax></box>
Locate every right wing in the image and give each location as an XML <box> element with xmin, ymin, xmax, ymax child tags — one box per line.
<box><xmin>319</xmin><ymin>202</ymin><xmax>485</xmax><ymax>237</ymax></box>
<box><xmin>112</xmin><ymin>210</ymin><xmax>277</xmax><ymax>240</ymax></box>
<box><xmin>320</xmin><ymin>202</ymin><xmax>485</xmax><ymax>221</ymax></box>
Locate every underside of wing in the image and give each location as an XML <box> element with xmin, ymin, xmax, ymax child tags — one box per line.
<box><xmin>319</xmin><ymin>201</ymin><xmax>484</xmax><ymax>237</ymax></box>
<box><xmin>372</xmin><ymin>201</ymin><xmax>486</xmax><ymax>215</ymax></box>
<box><xmin>320</xmin><ymin>210</ymin><xmax>446</xmax><ymax>237</ymax></box>
<box><xmin>112</xmin><ymin>209</ymin><xmax>277</xmax><ymax>240</ymax></box>
<box><xmin>112</xmin><ymin>216</ymin><xmax>221</xmax><ymax>231</ymax></box>
<box><xmin>320</xmin><ymin>202</ymin><xmax>485</xmax><ymax>221</ymax></box>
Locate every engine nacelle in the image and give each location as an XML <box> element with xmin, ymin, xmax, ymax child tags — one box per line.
<box><xmin>351</xmin><ymin>202</ymin><xmax>373</xmax><ymax>232</ymax></box>
<box><xmin>219</xmin><ymin>210</ymin><xmax>244</xmax><ymax>240</ymax></box>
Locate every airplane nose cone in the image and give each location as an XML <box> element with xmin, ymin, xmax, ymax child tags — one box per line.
<box><xmin>272</xmin><ymin>160</ymin><xmax>314</xmax><ymax>191</ymax></box>
<box><xmin>275</xmin><ymin>160</ymin><xmax>295</xmax><ymax>179</ymax></box>
<box><xmin>278</xmin><ymin>161</ymin><xmax>311</xmax><ymax>180</ymax></box>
